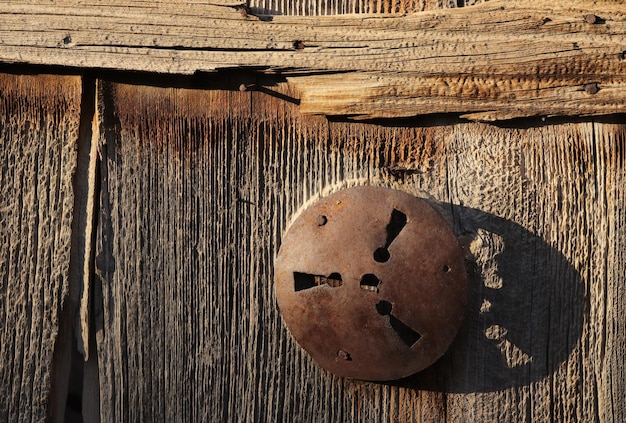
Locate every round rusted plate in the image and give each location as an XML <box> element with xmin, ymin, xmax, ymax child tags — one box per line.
<box><xmin>275</xmin><ymin>186</ymin><xmax>468</xmax><ymax>381</ymax></box>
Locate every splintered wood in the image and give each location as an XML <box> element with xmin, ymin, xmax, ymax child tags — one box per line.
<box><xmin>0</xmin><ymin>0</ymin><xmax>625</xmax><ymax>120</ymax></box>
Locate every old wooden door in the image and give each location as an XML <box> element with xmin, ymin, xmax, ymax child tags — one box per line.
<box><xmin>0</xmin><ymin>0</ymin><xmax>625</xmax><ymax>422</ymax></box>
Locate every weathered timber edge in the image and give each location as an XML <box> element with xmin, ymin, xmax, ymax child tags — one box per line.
<box><xmin>1</xmin><ymin>0</ymin><xmax>625</xmax><ymax>121</ymax></box>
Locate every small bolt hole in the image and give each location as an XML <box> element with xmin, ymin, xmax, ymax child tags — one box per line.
<box><xmin>376</xmin><ymin>300</ymin><xmax>392</xmax><ymax>316</ymax></box>
<box><xmin>337</xmin><ymin>350</ymin><xmax>352</xmax><ymax>361</ymax></box>
<box><xmin>442</xmin><ymin>264</ymin><xmax>451</xmax><ymax>273</ymax></box>
<box><xmin>316</xmin><ymin>215</ymin><xmax>327</xmax><ymax>226</ymax></box>
<box><xmin>373</xmin><ymin>247</ymin><xmax>390</xmax><ymax>263</ymax></box>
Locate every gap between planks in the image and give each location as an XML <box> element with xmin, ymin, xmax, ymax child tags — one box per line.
<box><xmin>48</xmin><ymin>76</ymin><xmax>101</xmax><ymax>423</ymax></box>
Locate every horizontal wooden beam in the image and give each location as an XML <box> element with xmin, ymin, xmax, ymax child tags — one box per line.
<box><xmin>1</xmin><ymin>0</ymin><xmax>625</xmax><ymax>120</ymax></box>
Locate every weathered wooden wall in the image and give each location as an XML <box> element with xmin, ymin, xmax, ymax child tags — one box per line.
<box><xmin>0</xmin><ymin>74</ymin><xmax>82</xmax><ymax>422</ymax></box>
<box><xmin>1</xmin><ymin>1</ymin><xmax>625</xmax><ymax>422</ymax></box>
<box><xmin>93</xmin><ymin>80</ymin><xmax>625</xmax><ymax>422</ymax></box>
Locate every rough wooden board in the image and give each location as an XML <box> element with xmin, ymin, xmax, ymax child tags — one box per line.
<box><xmin>0</xmin><ymin>74</ymin><xmax>82</xmax><ymax>422</ymax></box>
<box><xmin>1</xmin><ymin>0</ymin><xmax>625</xmax><ymax>120</ymax></box>
<box><xmin>290</xmin><ymin>72</ymin><xmax>626</xmax><ymax>121</ymax></box>
<box><xmin>94</xmin><ymin>79</ymin><xmax>625</xmax><ymax>421</ymax></box>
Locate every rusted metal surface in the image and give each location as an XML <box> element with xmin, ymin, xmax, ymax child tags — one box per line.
<box><xmin>275</xmin><ymin>186</ymin><xmax>468</xmax><ymax>381</ymax></box>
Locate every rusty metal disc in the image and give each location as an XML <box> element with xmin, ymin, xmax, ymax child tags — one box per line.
<box><xmin>274</xmin><ymin>186</ymin><xmax>468</xmax><ymax>381</ymax></box>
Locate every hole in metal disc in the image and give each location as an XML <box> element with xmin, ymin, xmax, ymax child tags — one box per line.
<box><xmin>294</xmin><ymin>272</ymin><xmax>342</xmax><ymax>291</ymax></box>
<box><xmin>376</xmin><ymin>300</ymin><xmax>422</xmax><ymax>347</ymax></box>
<box><xmin>373</xmin><ymin>247</ymin><xmax>390</xmax><ymax>263</ymax></box>
<box><xmin>360</xmin><ymin>274</ymin><xmax>381</xmax><ymax>292</ymax></box>
<box><xmin>385</xmin><ymin>209</ymin><xmax>407</xmax><ymax>246</ymax></box>
<box><xmin>374</xmin><ymin>209</ymin><xmax>407</xmax><ymax>263</ymax></box>
<box><xmin>376</xmin><ymin>300</ymin><xmax>393</xmax><ymax>315</ymax></box>
<box><xmin>390</xmin><ymin>315</ymin><xmax>422</xmax><ymax>347</ymax></box>
<box><xmin>337</xmin><ymin>350</ymin><xmax>352</xmax><ymax>361</ymax></box>
<box><xmin>326</xmin><ymin>273</ymin><xmax>343</xmax><ymax>288</ymax></box>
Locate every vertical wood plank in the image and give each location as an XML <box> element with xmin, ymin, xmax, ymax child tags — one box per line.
<box><xmin>0</xmin><ymin>73</ymin><xmax>82</xmax><ymax>422</ymax></box>
<box><xmin>590</xmin><ymin>123</ymin><xmax>626</xmax><ymax>423</ymax></box>
<box><xmin>94</xmin><ymin>75</ymin><xmax>625</xmax><ymax>422</ymax></box>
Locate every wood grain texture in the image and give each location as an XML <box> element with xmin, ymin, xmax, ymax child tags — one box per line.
<box><xmin>94</xmin><ymin>79</ymin><xmax>626</xmax><ymax>422</ymax></box>
<box><xmin>0</xmin><ymin>74</ymin><xmax>82</xmax><ymax>422</ymax></box>
<box><xmin>1</xmin><ymin>0</ymin><xmax>625</xmax><ymax>120</ymax></box>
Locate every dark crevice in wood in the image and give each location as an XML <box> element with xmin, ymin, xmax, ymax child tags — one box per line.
<box><xmin>83</xmin><ymin>189</ymin><xmax>102</xmax><ymax>422</ymax></box>
<box><xmin>65</xmin><ymin>343</ymin><xmax>85</xmax><ymax>422</ymax></box>
<box><xmin>47</xmin><ymin>75</ymin><xmax>99</xmax><ymax>423</ymax></box>
<box><xmin>92</xmin><ymin>80</ymin><xmax>122</xmax><ymax>421</ymax></box>
<box><xmin>329</xmin><ymin>113</ymin><xmax>626</xmax><ymax>129</ymax></box>
<box><xmin>78</xmin><ymin>75</ymin><xmax>102</xmax><ymax>423</ymax></box>
<box><xmin>326</xmin><ymin>113</ymin><xmax>471</xmax><ymax>127</ymax></box>
<box><xmin>0</xmin><ymin>63</ymin><xmax>286</xmax><ymax>92</ymax></box>
<box><xmin>75</xmin><ymin>43</ymin><xmax>284</xmax><ymax>52</ymax></box>
<box><xmin>79</xmin><ymin>75</ymin><xmax>102</xmax><ymax>423</ymax></box>
<box><xmin>48</xmin><ymin>292</ymin><xmax>74</xmax><ymax>422</ymax></box>
<box><xmin>0</xmin><ymin>63</ymin><xmax>84</xmax><ymax>77</ymax></box>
